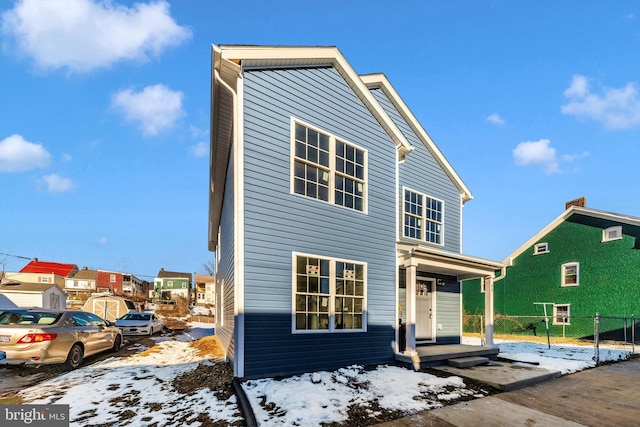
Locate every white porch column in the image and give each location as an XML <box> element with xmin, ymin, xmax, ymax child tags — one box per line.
<box><xmin>484</xmin><ymin>275</ymin><xmax>495</xmax><ymax>346</ymax></box>
<box><xmin>405</xmin><ymin>261</ymin><xmax>417</xmax><ymax>354</ymax></box>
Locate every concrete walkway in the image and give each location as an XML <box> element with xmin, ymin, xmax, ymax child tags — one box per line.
<box><xmin>377</xmin><ymin>357</ymin><xmax>640</xmax><ymax>426</ymax></box>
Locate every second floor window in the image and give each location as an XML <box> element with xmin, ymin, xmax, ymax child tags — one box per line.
<box><xmin>403</xmin><ymin>188</ymin><xmax>443</xmax><ymax>244</ymax></box>
<box><xmin>561</xmin><ymin>262</ymin><xmax>579</xmax><ymax>287</ymax></box>
<box><xmin>292</xmin><ymin>120</ymin><xmax>366</xmax><ymax>212</ymax></box>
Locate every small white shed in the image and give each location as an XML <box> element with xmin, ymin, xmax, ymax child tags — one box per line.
<box><xmin>0</xmin><ymin>282</ymin><xmax>67</xmax><ymax>309</ymax></box>
<box><xmin>82</xmin><ymin>294</ymin><xmax>139</xmax><ymax>321</ymax></box>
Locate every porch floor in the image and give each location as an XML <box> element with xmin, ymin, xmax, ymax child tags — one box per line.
<box><xmin>395</xmin><ymin>344</ymin><xmax>500</xmax><ymax>370</ymax></box>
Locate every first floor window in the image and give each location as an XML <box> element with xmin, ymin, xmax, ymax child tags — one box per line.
<box><xmin>403</xmin><ymin>188</ymin><xmax>443</xmax><ymax>244</ymax></box>
<box><xmin>561</xmin><ymin>262</ymin><xmax>579</xmax><ymax>286</ymax></box>
<box><xmin>553</xmin><ymin>304</ymin><xmax>570</xmax><ymax>325</ymax></box>
<box><xmin>294</xmin><ymin>254</ymin><xmax>366</xmax><ymax>332</ymax></box>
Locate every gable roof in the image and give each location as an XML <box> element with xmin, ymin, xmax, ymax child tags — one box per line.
<box><xmin>71</xmin><ymin>268</ymin><xmax>98</xmax><ymax>280</ymax></box>
<box><xmin>0</xmin><ymin>281</ymin><xmax>65</xmax><ymax>293</ymax></box>
<box><xmin>157</xmin><ymin>269</ymin><xmax>192</xmax><ymax>280</ymax></box>
<box><xmin>20</xmin><ymin>259</ymin><xmax>78</xmax><ymax>277</ymax></box>
<box><xmin>360</xmin><ymin>73</ymin><xmax>472</xmax><ymax>203</ymax></box>
<box><xmin>503</xmin><ymin>205</ymin><xmax>640</xmax><ymax>265</ymax></box>
<box><xmin>210</xmin><ymin>44</ymin><xmax>457</xmax><ymax>250</ymax></box>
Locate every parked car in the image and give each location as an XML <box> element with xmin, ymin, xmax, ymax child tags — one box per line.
<box><xmin>115</xmin><ymin>312</ymin><xmax>164</xmax><ymax>336</ymax></box>
<box><xmin>0</xmin><ymin>309</ymin><xmax>122</xmax><ymax>369</ymax></box>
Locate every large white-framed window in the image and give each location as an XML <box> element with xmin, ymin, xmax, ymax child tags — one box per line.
<box><xmin>553</xmin><ymin>304</ymin><xmax>570</xmax><ymax>325</ymax></box>
<box><xmin>291</xmin><ymin>119</ymin><xmax>367</xmax><ymax>212</ymax></box>
<box><xmin>602</xmin><ymin>226</ymin><xmax>622</xmax><ymax>242</ymax></box>
<box><xmin>534</xmin><ymin>242</ymin><xmax>549</xmax><ymax>255</ymax></box>
<box><xmin>561</xmin><ymin>262</ymin><xmax>580</xmax><ymax>287</ymax></box>
<box><xmin>293</xmin><ymin>253</ymin><xmax>366</xmax><ymax>333</ymax></box>
<box><xmin>402</xmin><ymin>188</ymin><xmax>444</xmax><ymax>245</ymax></box>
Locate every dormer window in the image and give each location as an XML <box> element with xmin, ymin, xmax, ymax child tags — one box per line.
<box><xmin>602</xmin><ymin>226</ymin><xmax>622</xmax><ymax>242</ymax></box>
<box><xmin>534</xmin><ymin>243</ymin><xmax>549</xmax><ymax>255</ymax></box>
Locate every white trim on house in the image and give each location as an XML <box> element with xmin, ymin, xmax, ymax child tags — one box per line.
<box><xmin>234</xmin><ymin>69</ymin><xmax>246</xmax><ymax>379</ymax></box>
<box><xmin>360</xmin><ymin>73</ymin><xmax>473</xmax><ymax>203</ymax></box>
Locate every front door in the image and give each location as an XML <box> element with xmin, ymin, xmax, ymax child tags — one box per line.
<box><xmin>415</xmin><ymin>279</ymin><xmax>434</xmax><ymax>341</ymax></box>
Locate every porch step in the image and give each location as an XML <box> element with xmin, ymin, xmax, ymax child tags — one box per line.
<box><xmin>447</xmin><ymin>356</ymin><xmax>490</xmax><ymax>368</ymax></box>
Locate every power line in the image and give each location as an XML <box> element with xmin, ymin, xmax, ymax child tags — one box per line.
<box><xmin>0</xmin><ymin>252</ymin><xmax>32</xmax><ymax>261</ymax></box>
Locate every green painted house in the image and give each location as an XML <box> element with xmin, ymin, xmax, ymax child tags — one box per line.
<box><xmin>464</xmin><ymin>205</ymin><xmax>640</xmax><ymax>328</ymax></box>
<box><xmin>153</xmin><ymin>268</ymin><xmax>192</xmax><ymax>302</ymax></box>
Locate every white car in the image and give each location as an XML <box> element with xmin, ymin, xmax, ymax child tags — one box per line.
<box><xmin>115</xmin><ymin>312</ymin><xmax>164</xmax><ymax>336</ymax></box>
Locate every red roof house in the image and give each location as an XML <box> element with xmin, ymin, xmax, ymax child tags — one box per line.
<box><xmin>20</xmin><ymin>258</ymin><xmax>79</xmax><ymax>277</ymax></box>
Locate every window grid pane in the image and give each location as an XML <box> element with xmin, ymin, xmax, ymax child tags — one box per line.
<box><xmin>293</xmin><ymin>123</ymin><xmax>366</xmax><ymax>212</ymax></box>
<box><xmin>295</xmin><ymin>256</ymin><xmax>330</xmax><ymax>330</ymax></box>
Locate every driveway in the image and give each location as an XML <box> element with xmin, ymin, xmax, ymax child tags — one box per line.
<box><xmin>377</xmin><ymin>357</ymin><xmax>640</xmax><ymax>426</ymax></box>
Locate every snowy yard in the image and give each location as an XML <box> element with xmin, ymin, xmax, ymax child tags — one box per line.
<box><xmin>8</xmin><ymin>323</ymin><xmax>634</xmax><ymax>426</ymax></box>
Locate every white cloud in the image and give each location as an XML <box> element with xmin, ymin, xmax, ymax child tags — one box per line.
<box><xmin>97</xmin><ymin>236</ymin><xmax>108</xmax><ymax>245</ymax></box>
<box><xmin>0</xmin><ymin>0</ymin><xmax>191</xmax><ymax>73</ymax></box>
<box><xmin>111</xmin><ymin>84</ymin><xmax>184</xmax><ymax>136</ymax></box>
<box><xmin>561</xmin><ymin>74</ymin><xmax>640</xmax><ymax>129</ymax></box>
<box><xmin>562</xmin><ymin>151</ymin><xmax>590</xmax><ymax>162</ymax></box>
<box><xmin>512</xmin><ymin>139</ymin><xmax>561</xmax><ymax>174</ymax></box>
<box><xmin>42</xmin><ymin>173</ymin><xmax>73</xmax><ymax>193</ymax></box>
<box><xmin>486</xmin><ymin>113</ymin><xmax>505</xmax><ymax>125</ymax></box>
<box><xmin>188</xmin><ymin>142</ymin><xmax>208</xmax><ymax>158</ymax></box>
<box><xmin>0</xmin><ymin>134</ymin><xmax>50</xmax><ymax>172</ymax></box>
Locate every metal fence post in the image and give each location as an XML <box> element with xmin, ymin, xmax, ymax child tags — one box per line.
<box><xmin>594</xmin><ymin>312</ymin><xmax>600</xmax><ymax>364</ymax></box>
<box><xmin>633</xmin><ymin>314</ymin><xmax>636</xmax><ymax>354</ymax></box>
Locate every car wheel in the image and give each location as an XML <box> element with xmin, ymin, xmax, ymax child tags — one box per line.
<box><xmin>111</xmin><ymin>334</ymin><xmax>122</xmax><ymax>352</ymax></box>
<box><xmin>65</xmin><ymin>344</ymin><xmax>84</xmax><ymax>370</ymax></box>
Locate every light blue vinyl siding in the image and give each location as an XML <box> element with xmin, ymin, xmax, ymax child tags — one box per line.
<box><xmin>370</xmin><ymin>88</ymin><xmax>462</xmax><ymax>253</ymax></box>
<box><xmin>435</xmin><ymin>283</ymin><xmax>461</xmax><ymax>344</ymax></box>
<box><xmin>216</xmin><ymin>151</ymin><xmax>236</xmax><ymax>364</ymax></box>
<box><xmin>240</xmin><ymin>66</ymin><xmax>398</xmax><ymax>378</ymax></box>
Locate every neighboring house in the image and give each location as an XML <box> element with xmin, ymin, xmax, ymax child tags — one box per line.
<box><xmin>209</xmin><ymin>45</ymin><xmax>503</xmax><ymax>379</ymax></box>
<box><xmin>463</xmin><ymin>202</ymin><xmax>640</xmax><ymax>327</ymax></box>
<box><xmin>153</xmin><ymin>268</ymin><xmax>192</xmax><ymax>301</ymax></box>
<box><xmin>0</xmin><ymin>282</ymin><xmax>66</xmax><ymax>309</ymax></box>
<box><xmin>11</xmin><ymin>258</ymin><xmax>79</xmax><ymax>288</ymax></box>
<box><xmin>122</xmin><ymin>273</ymin><xmax>144</xmax><ymax>296</ymax></box>
<box><xmin>194</xmin><ymin>274</ymin><xmax>215</xmax><ymax>307</ymax></box>
<box><xmin>65</xmin><ymin>267</ymin><xmax>98</xmax><ymax>295</ymax></box>
<box><xmin>97</xmin><ymin>270</ymin><xmax>123</xmax><ymax>294</ymax></box>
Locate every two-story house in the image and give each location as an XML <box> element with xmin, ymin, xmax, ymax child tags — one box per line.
<box><xmin>210</xmin><ymin>45</ymin><xmax>503</xmax><ymax>379</ymax></box>
<box><xmin>464</xmin><ymin>201</ymin><xmax>640</xmax><ymax>331</ymax></box>
<box><xmin>153</xmin><ymin>268</ymin><xmax>192</xmax><ymax>302</ymax></box>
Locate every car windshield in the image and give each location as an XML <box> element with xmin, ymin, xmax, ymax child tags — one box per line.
<box><xmin>0</xmin><ymin>311</ymin><xmax>61</xmax><ymax>326</ymax></box>
<box><xmin>120</xmin><ymin>313</ymin><xmax>151</xmax><ymax>321</ymax></box>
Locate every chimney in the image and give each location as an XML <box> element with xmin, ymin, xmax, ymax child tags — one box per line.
<box><xmin>565</xmin><ymin>197</ymin><xmax>586</xmax><ymax>210</ymax></box>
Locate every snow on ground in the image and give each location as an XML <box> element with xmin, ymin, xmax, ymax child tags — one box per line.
<box><xmin>243</xmin><ymin>338</ymin><xmax>635</xmax><ymax>425</ymax></box>
<box><xmin>17</xmin><ymin>323</ymin><xmax>242</xmax><ymax>427</ymax></box>
<box><xmin>12</xmin><ymin>323</ymin><xmax>636</xmax><ymax>426</ymax></box>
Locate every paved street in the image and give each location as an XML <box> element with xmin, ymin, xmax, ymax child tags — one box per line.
<box><xmin>377</xmin><ymin>357</ymin><xmax>640</xmax><ymax>426</ymax></box>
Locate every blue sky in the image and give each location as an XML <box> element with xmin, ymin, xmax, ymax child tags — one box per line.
<box><xmin>1</xmin><ymin>1</ymin><xmax>640</xmax><ymax>279</ymax></box>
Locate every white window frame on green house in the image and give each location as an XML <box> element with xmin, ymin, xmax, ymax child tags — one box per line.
<box><xmin>561</xmin><ymin>262</ymin><xmax>580</xmax><ymax>287</ymax></box>
<box><xmin>292</xmin><ymin>252</ymin><xmax>367</xmax><ymax>334</ymax></box>
<box><xmin>553</xmin><ymin>304</ymin><xmax>570</xmax><ymax>325</ymax></box>
<box><xmin>534</xmin><ymin>242</ymin><xmax>549</xmax><ymax>255</ymax></box>
<box><xmin>480</xmin><ymin>277</ymin><xmax>486</xmax><ymax>293</ymax></box>
<box><xmin>290</xmin><ymin>119</ymin><xmax>367</xmax><ymax>213</ymax></box>
<box><xmin>402</xmin><ymin>187</ymin><xmax>444</xmax><ymax>245</ymax></box>
<box><xmin>602</xmin><ymin>226</ymin><xmax>622</xmax><ymax>242</ymax></box>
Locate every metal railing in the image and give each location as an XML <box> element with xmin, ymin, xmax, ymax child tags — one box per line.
<box><xmin>463</xmin><ymin>313</ymin><xmax>637</xmax><ymax>364</ymax></box>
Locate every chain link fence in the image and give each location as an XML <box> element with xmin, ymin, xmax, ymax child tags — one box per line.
<box><xmin>463</xmin><ymin>313</ymin><xmax>638</xmax><ymax>364</ymax></box>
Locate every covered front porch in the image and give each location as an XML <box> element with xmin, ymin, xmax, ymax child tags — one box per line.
<box><xmin>397</xmin><ymin>244</ymin><xmax>505</xmax><ymax>365</ymax></box>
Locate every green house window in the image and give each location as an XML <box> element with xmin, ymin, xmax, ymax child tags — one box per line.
<box><xmin>561</xmin><ymin>262</ymin><xmax>579</xmax><ymax>287</ymax></box>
